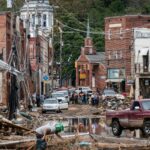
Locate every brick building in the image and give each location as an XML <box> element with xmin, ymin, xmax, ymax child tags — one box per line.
<box><xmin>0</xmin><ymin>12</ymin><xmax>27</xmax><ymax>105</ymax></box>
<box><xmin>0</xmin><ymin>12</ymin><xmax>12</xmax><ymax>104</ymax></box>
<box><xmin>20</xmin><ymin>0</ymin><xmax>54</xmax><ymax>96</ymax></box>
<box><xmin>29</xmin><ymin>34</ymin><xmax>51</xmax><ymax>95</ymax></box>
<box><xmin>75</xmin><ymin>27</ymin><xmax>106</xmax><ymax>91</ymax></box>
<box><xmin>105</xmin><ymin>15</ymin><xmax>150</xmax><ymax>93</ymax></box>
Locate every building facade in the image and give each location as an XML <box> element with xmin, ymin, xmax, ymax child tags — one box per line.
<box><xmin>105</xmin><ymin>15</ymin><xmax>150</xmax><ymax>93</ymax></box>
<box><xmin>134</xmin><ymin>28</ymin><xmax>150</xmax><ymax>99</ymax></box>
<box><xmin>20</xmin><ymin>0</ymin><xmax>54</xmax><ymax>96</ymax></box>
<box><xmin>0</xmin><ymin>12</ymin><xmax>12</xmax><ymax>104</ymax></box>
<box><xmin>75</xmin><ymin>32</ymin><xmax>106</xmax><ymax>91</ymax></box>
<box><xmin>20</xmin><ymin>0</ymin><xmax>53</xmax><ymax>38</ymax></box>
<box><xmin>0</xmin><ymin>12</ymin><xmax>27</xmax><ymax>106</ymax></box>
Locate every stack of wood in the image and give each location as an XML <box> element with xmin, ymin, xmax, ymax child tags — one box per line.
<box><xmin>92</xmin><ymin>135</ymin><xmax>150</xmax><ymax>150</ymax></box>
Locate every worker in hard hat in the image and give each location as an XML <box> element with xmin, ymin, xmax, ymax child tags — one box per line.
<box><xmin>35</xmin><ymin>120</ymin><xmax>64</xmax><ymax>150</ymax></box>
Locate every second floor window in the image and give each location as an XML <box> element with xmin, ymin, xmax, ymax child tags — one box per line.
<box><xmin>32</xmin><ymin>14</ymin><xmax>35</xmax><ymax>27</ymax></box>
<box><xmin>143</xmin><ymin>55</ymin><xmax>149</xmax><ymax>72</ymax></box>
<box><xmin>43</xmin><ymin>14</ymin><xmax>47</xmax><ymax>27</ymax></box>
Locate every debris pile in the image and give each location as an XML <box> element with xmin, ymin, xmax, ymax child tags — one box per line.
<box><xmin>99</xmin><ymin>97</ymin><xmax>131</xmax><ymax>112</ymax></box>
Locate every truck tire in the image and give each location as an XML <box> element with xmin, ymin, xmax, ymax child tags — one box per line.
<box><xmin>112</xmin><ymin>120</ymin><xmax>122</xmax><ymax>136</ymax></box>
<box><xmin>143</xmin><ymin>121</ymin><xmax>150</xmax><ymax>137</ymax></box>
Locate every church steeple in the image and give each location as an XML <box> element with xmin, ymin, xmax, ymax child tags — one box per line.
<box><xmin>86</xmin><ymin>18</ymin><xmax>90</xmax><ymax>37</ymax></box>
<box><xmin>82</xmin><ymin>18</ymin><xmax>96</xmax><ymax>55</ymax></box>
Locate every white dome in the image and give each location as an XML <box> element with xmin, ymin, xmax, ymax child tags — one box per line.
<box><xmin>20</xmin><ymin>0</ymin><xmax>54</xmax><ymax>37</ymax></box>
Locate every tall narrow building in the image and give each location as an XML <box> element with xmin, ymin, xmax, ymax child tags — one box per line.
<box><xmin>20</xmin><ymin>0</ymin><xmax>54</xmax><ymax>96</ymax></box>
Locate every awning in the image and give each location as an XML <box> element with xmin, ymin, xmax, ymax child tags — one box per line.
<box><xmin>105</xmin><ymin>79</ymin><xmax>123</xmax><ymax>83</ymax></box>
<box><xmin>140</xmin><ymin>48</ymin><xmax>149</xmax><ymax>55</ymax></box>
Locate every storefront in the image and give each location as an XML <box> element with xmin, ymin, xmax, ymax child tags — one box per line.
<box><xmin>139</xmin><ymin>78</ymin><xmax>150</xmax><ymax>98</ymax></box>
<box><xmin>107</xmin><ymin>68</ymin><xmax>125</xmax><ymax>92</ymax></box>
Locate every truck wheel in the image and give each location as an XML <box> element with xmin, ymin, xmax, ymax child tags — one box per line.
<box><xmin>112</xmin><ymin>120</ymin><xmax>122</xmax><ymax>136</ymax></box>
<box><xmin>143</xmin><ymin>121</ymin><xmax>150</xmax><ymax>137</ymax></box>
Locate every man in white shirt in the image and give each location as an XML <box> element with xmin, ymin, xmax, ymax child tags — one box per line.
<box><xmin>36</xmin><ymin>121</ymin><xmax>64</xmax><ymax>150</ymax></box>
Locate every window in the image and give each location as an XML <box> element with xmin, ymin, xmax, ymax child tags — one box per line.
<box><xmin>112</xmin><ymin>51</ymin><xmax>117</xmax><ymax>59</ymax></box>
<box><xmin>32</xmin><ymin>14</ymin><xmax>35</xmax><ymax>27</ymax></box>
<box><xmin>120</xmin><ymin>28</ymin><xmax>123</xmax><ymax>39</ymax></box>
<box><xmin>131</xmin><ymin>101</ymin><xmax>140</xmax><ymax>110</ymax></box>
<box><xmin>108</xmin><ymin>29</ymin><xmax>111</xmax><ymax>40</ymax></box>
<box><xmin>118</xmin><ymin>51</ymin><xmax>122</xmax><ymax>59</ymax></box>
<box><xmin>43</xmin><ymin>14</ymin><xmax>47</xmax><ymax>27</ymax></box>
<box><xmin>38</xmin><ymin>13</ymin><xmax>41</xmax><ymax>27</ymax></box>
<box><xmin>143</xmin><ymin>55</ymin><xmax>149</xmax><ymax>72</ymax></box>
<box><xmin>108</xmin><ymin>51</ymin><xmax>111</xmax><ymax>60</ymax></box>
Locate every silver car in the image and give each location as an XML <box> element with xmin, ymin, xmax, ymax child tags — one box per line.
<box><xmin>42</xmin><ymin>98</ymin><xmax>68</xmax><ymax>113</ymax></box>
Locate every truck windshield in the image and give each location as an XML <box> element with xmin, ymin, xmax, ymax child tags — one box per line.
<box><xmin>142</xmin><ymin>101</ymin><xmax>150</xmax><ymax>110</ymax></box>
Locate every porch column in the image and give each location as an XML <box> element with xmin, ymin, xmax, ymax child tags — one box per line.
<box><xmin>89</xmin><ymin>64</ymin><xmax>93</xmax><ymax>88</ymax></box>
<box><xmin>76</xmin><ymin>65</ymin><xmax>79</xmax><ymax>87</ymax></box>
<box><xmin>135</xmin><ymin>74</ymin><xmax>139</xmax><ymax>99</ymax></box>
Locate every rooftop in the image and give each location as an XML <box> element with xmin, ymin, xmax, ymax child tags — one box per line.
<box><xmin>86</xmin><ymin>52</ymin><xmax>105</xmax><ymax>64</ymax></box>
<box><xmin>105</xmin><ymin>14</ymin><xmax>150</xmax><ymax>20</ymax></box>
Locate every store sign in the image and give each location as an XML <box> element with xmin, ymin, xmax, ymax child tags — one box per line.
<box><xmin>80</xmin><ymin>73</ymin><xmax>86</xmax><ymax>79</ymax></box>
<box><xmin>43</xmin><ymin>75</ymin><xmax>49</xmax><ymax>81</ymax></box>
<box><xmin>135</xmin><ymin>30</ymin><xmax>150</xmax><ymax>39</ymax></box>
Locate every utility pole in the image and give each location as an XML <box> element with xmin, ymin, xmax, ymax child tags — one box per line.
<box><xmin>58</xmin><ymin>27</ymin><xmax>63</xmax><ymax>87</ymax></box>
<box><xmin>35</xmin><ymin>4</ymin><xmax>41</xmax><ymax>100</ymax></box>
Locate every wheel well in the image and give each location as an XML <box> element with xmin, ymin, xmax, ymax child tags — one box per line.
<box><xmin>144</xmin><ymin>118</ymin><xmax>150</xmax><ymax>122</ymax></box>
<box><xmin>111</xmin><ymin>118</ymin><xmax>119</xmax><ymax>126</ymax></box>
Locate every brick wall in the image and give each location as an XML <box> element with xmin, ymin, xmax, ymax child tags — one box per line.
<box><xmin>0</xmin><ymin>12</ymin><xmax>12</xmax><ymax>104</ymax></box>
<box><xmin>105</xmin><ymin>15</ymin><xmax>150</xmax><ymax>92</ymax></box>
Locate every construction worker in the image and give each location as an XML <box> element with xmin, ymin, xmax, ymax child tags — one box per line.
<box><xmin>35</xmin><ymin>120</ymin><xmax>64</xmax><ymax>150</ymax></box>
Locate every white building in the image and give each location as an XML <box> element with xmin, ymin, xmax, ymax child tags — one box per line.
<box><xmin>20</xmin><ymin>0</ymin><xmax>54</xmax><ymax>37</ymax></box>
<box><xmin>134</xmin><ymin>28</ymin><xmax>150</xmax><ymax>99</ymax></box>
<box><xmin>20</xmin><ymin>0</ymin><xmax>54</xmax><ymax>96</ymax></box>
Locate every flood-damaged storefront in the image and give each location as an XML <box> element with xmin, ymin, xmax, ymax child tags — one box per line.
<box><xmin>134</xmin><ymin>28</ymin><xmax>150</xmax><ymax>99</ymax></box>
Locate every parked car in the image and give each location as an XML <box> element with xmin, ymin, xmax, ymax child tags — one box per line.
<box><xmin>106</xmin><ymin>99</ymin><xmax>150</xmax><ymax>137</ymax></box>
<box><xmin>102</xmin><ymin>89</ymin><xmax>125</xmax><ymax>100</ymax></box>
<box><xmin>56</xmin><ymin>90</ymin><xmax>70</xmax><ymax>102</ymax></box>
<box><xmin>78</xmin><ymin>87</ymin><xmax>91</xmax><ymax>92</ymax></box>
<box><xmin>42</xmin><ymin>98</ymin><xmax>68</xmax><ymax>113</ymax></box>
<box><xmin>52</xmin><ymin>92</ymin><xmax>66</xmax><ymax>102</ymax></box>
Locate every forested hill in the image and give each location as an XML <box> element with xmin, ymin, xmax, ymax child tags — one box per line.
<box><xmin>1</xmin><ymin>0</ymin><xmax>150</xmax><ymax>82</ymax></box>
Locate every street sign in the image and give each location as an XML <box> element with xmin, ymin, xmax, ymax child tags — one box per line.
<box><xmin>43</xmin><ymin>75</ymin><xmax>49</xmax><ymax>81</ymax></box>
